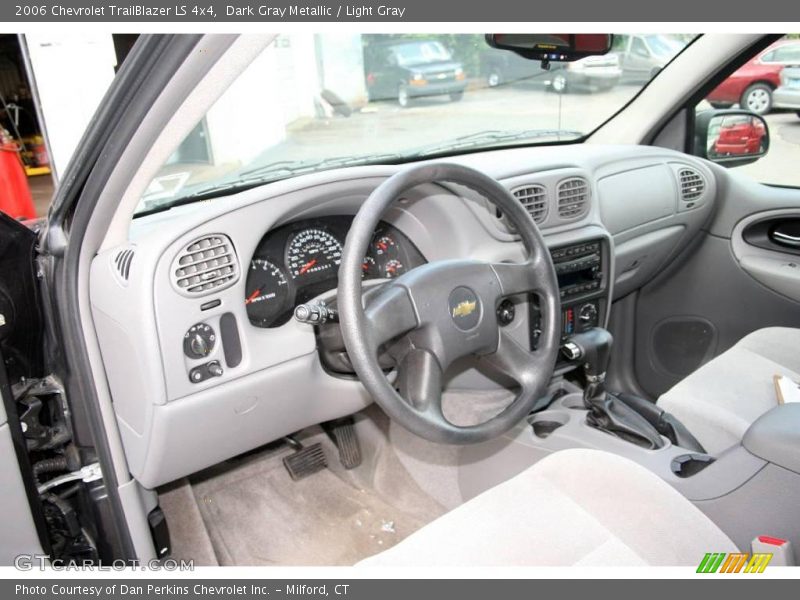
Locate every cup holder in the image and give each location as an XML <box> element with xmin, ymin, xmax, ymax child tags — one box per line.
<box><xmin>559</xmin><ymin>393</ymin><xmax>586</xmax><ymax>410</ymax></box>
<box><xmin>528</xmin><ymin>411</ymin><xmax>569</xmax><ymax>439</ymax></box>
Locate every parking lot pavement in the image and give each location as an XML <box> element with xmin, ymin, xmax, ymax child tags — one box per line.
<box><xmin>365</xmin><ymin>82</ymin><xmax>643</xmax><ymax>134</ymax></box>
<box><xmin>737</xmin><ymin>111</ymin><xmax>800</xmax><ymax>187</ymax></box>
<box><xmin>269</xmin><ymin>83</ymin><xmax>643</xmax><ymax>164</ymax></box>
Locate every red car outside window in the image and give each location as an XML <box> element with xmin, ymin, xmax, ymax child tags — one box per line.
<box><xmin>712</xmin><ymin>117</ymin><xmax>767</xmax><ymax>156</ymax></box>
<box><xmin>707</xmin><ymin>40</ymin><xmax>800</xmax><ymax>115</ymax></box>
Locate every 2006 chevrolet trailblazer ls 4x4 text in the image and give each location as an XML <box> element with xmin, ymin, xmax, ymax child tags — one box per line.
<box><xmin>1</xmin><ymin>32</ymin><xmax>800</xmax><ymax>568</ymax></box>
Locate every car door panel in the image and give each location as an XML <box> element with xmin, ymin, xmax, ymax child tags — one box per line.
<box><xmin>633</xmin><ymin>178</ymin><xmax>800</xmax><ymax>398</ymax></box>
<box><xmin>0</xmin><ymin>422</ymin><xmax>44</xmax><ymax>563</ymax></box>
<box><xmin>733</xmin><ymin>209</ymin><xmax>800</xmax><ymax>303</ymax></box>
<box><xmin>741</xmin><ymin>214</ymin><xmax>800</xmax><ymax>255</ymax></box>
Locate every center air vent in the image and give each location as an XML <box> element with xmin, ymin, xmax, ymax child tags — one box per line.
<box><xmin>512</xmin><ymin>184</ymin><xmax>548</xmax><ymax>224</ymax></box>
<box><xmin>678</xmin><ymin>168</ymin><xmax>705</xmax><ymax>203</ymax></box>
<box><xmin>557</xmin><ymin>177</ymin><xmax>590</xmax><ymax>219</ymax></box>
<box><xmin>172</xmin><ymin>234</ymin><xmax>239</xmax><ymax>296</ymax></box>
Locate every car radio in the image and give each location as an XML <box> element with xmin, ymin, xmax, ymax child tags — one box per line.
<box><xmin>529</xmin><ymin>239</ymin><xmax>608</xmax><ymax>351</ymax></box>
<box><xmin>552</xmin><ymin>240</ymin><xmax>603</xmax><ymax>301</ymax></box>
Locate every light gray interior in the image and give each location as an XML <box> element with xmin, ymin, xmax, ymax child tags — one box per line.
<box><xmin>158</xmin><ymin>405</ymin><xmax>447</xmax><ymax>566</ymax></box>
<box><xmin>90</xmin><ymin>144</ymin><xmax>717</xmax><ymax>489</ymax></box>
<box><xmin>0</xmin><ymin>424</ymin><xmax>43</xmax><ymax>564</ymax></box>
<box><xmin>84</xmin><ymin>137</ymin><xmax>800</xmax><ymax>565</ymax></box>
<box><xmin>68</xmin><ymin>33</ymin><xmax>800</xmax><ymax>566</ymax></box>
<box><xmin>743</xmin><ymin>404</ymin><xmax>800</xmax><ymax>474</ymax></box>
<box><xmin>0</xmin><ymin>390</ymin><xmax>42</xmax><ymax>561</ymax></box>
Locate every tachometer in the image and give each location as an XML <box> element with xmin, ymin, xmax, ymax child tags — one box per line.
<box><xmin>286</xmin><ymin>228</ymin><xmax>342</xmax><ymax>279</ymax></box>
<box><xmin>244</xmin><ymin>259</ymin><xmax>289</xmax><ymax>326</ymax></box>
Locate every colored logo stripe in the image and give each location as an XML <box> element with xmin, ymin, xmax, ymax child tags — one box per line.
<box><xmin>697</xmin><ymin>552</ymin><xmax>772</xmax><ymax>573</ymax></box>
<box><xmin>697</xmin><ymin>553</ymin><xmax>725</xmax><ymax>573</ymax></box>
<box><xmin>745</xmin><ymin>553</ymin><xmax>772</xmax><ymax>573</ymax></box>
<box><xmin>720</xmin><ymin>553</ymin><xmax>749</xmax><ymax>573</ymax></box>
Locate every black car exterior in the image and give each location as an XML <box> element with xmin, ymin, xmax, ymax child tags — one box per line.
<box><xmin>364</xmin><ymin>40</ymin><xmax>468</xmax><ymax>107</ymax></box>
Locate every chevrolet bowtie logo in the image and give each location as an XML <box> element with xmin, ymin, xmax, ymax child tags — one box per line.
<box><xmin>452</xmin><ymin>300</ymin><xmax>477</xmax><ymax>318</ymax></box>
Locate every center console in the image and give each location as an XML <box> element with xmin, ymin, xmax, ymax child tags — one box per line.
<box><xmin>530</xmin><ymin>238</ymin><xmax>609</xmax><ymax>361</ymax></box>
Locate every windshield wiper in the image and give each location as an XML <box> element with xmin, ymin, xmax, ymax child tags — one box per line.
<box><xmin>408</xmin><ymin>129</ymin><xmax>583</xmax><ymax>157</ymax></box>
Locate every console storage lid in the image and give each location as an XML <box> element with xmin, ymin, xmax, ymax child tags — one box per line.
<box><xmin>742</xmin><ymin>403</ymin><xmax>800</xmax><ymax>474</ymax></box>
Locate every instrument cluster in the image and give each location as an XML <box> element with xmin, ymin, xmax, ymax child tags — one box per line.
<box><xmin>245</xmin><ymin>215</ymin><xmax>426</xmax><ymax>328</ymax></box>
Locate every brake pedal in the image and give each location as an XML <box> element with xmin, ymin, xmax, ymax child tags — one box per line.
<box><xmin>282</xmin><ymin>437</ymin><xmax>327</xmax><ymax>481</ymax></box>
<box><xmin>323</xmin><ymin>418</ymin><xmax>362</xmax><ymax>469</ymax></box>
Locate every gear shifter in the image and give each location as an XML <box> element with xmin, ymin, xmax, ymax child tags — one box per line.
<box><xmin>564</xmin><ymin>328</ymin><xmax>666</xmax><ymax>449</ymax></box>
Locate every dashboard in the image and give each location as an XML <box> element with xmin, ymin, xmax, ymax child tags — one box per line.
<box><xmin>244</xmin><ymin>216</ymin><xmax>426</xmax><ymax>328</ymax></box>
<box><xmin>89</xmin><ymin>144</ymin><xmax>719</xmax><ymax>489</ymax></box>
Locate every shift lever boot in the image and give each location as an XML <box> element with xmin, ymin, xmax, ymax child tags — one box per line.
<box><xmin>565</xmin><ymin>328</ymin><xmax>665</xmax><ymax>449</ymax></box>
<box><xmin>585</xmin><ymin>392</ymin><xmax>666</xmax><ymax>449</ymax></box>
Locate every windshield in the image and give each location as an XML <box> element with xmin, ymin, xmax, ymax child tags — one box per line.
<box><xmin>135</xmin><ymin>33</ymin><xmax>697</xmax><ymax>215</ymax></box>
<box><xmin>645</xmin><ymin>35</ymin><xmax>682</xmax><ymax>58</ymax></box>
<box><xmin>392</xmin><ymin>41</ymin><xmax>452</xmax><ymax>66</ymax></box>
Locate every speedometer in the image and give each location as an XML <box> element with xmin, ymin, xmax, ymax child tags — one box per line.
<box><xmin>244</xmin><ymin>259</ymin><xmax>289</xmax><ymax>326</ymax></box>
<box><xmin>286</xmin><ymin>228</ymin><xmax>342</xmax><ymax>279</ymax></box>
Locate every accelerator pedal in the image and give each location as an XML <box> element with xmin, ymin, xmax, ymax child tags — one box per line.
<box><xmin>282</xmin><ymin>436</ymin><xmax>327</xmax><ymax>481</ymax></box>
<box><xmin>323</xmin><ymin>418</ymin><xmax>362</xmax><ymax>469</ymax></box>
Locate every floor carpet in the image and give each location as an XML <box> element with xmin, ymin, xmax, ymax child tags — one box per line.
<box><xmin>160</xmin><ymin>412</ymin><xmax>446</xmax><ymax>566</ymax></box>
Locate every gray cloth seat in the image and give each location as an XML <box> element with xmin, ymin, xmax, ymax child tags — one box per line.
<box><xmin>359</xmin><ymin>448</ymin><xmax>736</xmax><ymax>566</ymax></box>
<box><xmin>658</xmin><ymin>327</ymin><xmax>800</xmax><ymax>455</ymax></box>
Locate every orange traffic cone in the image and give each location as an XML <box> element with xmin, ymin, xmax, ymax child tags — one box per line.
<box><xmin>0</xmin><ymin>140</ymin><xmax>37</xmax><ymax>220</ymax></box>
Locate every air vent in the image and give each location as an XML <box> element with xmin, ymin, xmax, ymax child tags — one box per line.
<box><xmin>678</xmin><ymin>168</ymin><xmax>705</xmax><ymax>203</ymax></box>
<box><xmin>172</xmin><ymin>234</ymin><xmax>239</xmax><ymax>296</ymax></box>
<box><xmin>512</xmin><ymin>184</ymin><xmax>548</xmax><ymax>224</ymax></box>
<box><xmin>557</xmin><ymin>177</ymin><xmax>590</xmax><ymax>219</ymax></box>
<box><xmin>113</xmin><ymin>248</ymin><xmax>135</xmax><ymax>283</ymax></box>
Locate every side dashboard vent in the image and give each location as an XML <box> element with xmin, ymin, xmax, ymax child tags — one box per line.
<box><xmin>678</xmin><ymin>168</ymin><xmax>705</xmax><ymax>203</ymax></box>
<box><xmin>556</xmin><ymin>177</ymin><xmax>590</xmax><ymax>220</ymax></box>
<box><xmin>172</xmin><ymin>234</ymin><xmax>239</xmax><ymax>296</ymax></box>
<box><xmin>511</xmin><ymin>184</ymin><xmax>548</xmax><ymax>224</ymax></box>
<box><xmin>112</xmin><ymin>247</ymin><xmax>135</xmax><ymax>283</ymax></box>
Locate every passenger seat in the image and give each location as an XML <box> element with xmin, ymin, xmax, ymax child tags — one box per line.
<box><xmin>658</xmin><ymin>327</ymin><xmax>800</xmax><ymax>455</ymax></box>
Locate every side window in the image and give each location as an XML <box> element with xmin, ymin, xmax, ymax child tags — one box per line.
<box><xmin>632</xmin><ymin>38</ymin><xmax>649</xmax><ymax>58</ymax></box>
<box><xmin>611</xmin><ymin>35</ymin><xmax>627</xmax><ymax>52</ymax></box>
<box><xmin>775</xmin><ymin>46</ymin><xmax>800</xmax><ymax>63</ymax></box>
<box><xmin>772</xmin><ymin>47</ymin><xmax>790</xmax><ymax>62</ymax></box>
<box><xmin>699</xmin><ymin>35</ymin><xmax>800</xmax><ymax>188</ymax></box>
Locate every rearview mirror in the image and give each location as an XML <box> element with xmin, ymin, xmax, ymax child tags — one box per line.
<box><xmin>485</xmin><ymin>34</ymin><xmax>614</xmax><ymax>62</ymax></box>
<box><xmin>694</xmin><ymin>110</ymin><xmax>770</xmax><ymax>168</ymax></box>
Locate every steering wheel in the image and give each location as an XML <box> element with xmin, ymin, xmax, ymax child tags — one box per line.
<box><xmin>337</xmin><ymin>163</ymin><xmax>561</xmax><ymax>444</ymax></box>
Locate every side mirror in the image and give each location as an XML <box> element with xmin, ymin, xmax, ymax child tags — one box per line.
<box><xmin>485</xmin><ymin>34</ymin><xmax>614</xmax><ymax>62</ymax></box>
<box><xmin>694</xmin><ymin>109</ymin><xmax>770</xmax><ymax>168</ymax></box>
